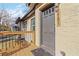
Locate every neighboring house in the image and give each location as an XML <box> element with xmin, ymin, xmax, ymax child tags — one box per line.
<box><xmin>16</xmin><ymin>3</ymin><xmax>79</xmax><ymax>56</ymax></box>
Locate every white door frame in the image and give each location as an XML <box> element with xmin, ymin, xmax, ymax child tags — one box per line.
<box><xmin>35</xmin><ymin>3</ymin><xmax>55</xmax><ymax>46</ymax></box>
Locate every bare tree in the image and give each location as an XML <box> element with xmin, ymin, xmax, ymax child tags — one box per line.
<box><xmin>0</xmin><ymin>9</ymin><xmax>9</xmax><ymax>25</ymax></box>
<box><xmin>0</xmin><ymin>9</ymin><xmax>12</xmax><ymax>31</ymax></box>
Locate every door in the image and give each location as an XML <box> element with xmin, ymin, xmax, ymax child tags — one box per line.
<box><xmin>41</xmin><ymin>7</ymin><xmax>55</xmax><ymax>55</ymax></box>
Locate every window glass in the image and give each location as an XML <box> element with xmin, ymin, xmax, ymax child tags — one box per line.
<box><xmin>31</xmin><ymin>17</ymin><xmax>35</xmax><ymax>31</ymax></box>
<box><xmin>23</xmin><ymin>22</ymin><xmax>25</xmax><ymax>28</ymax></box>
<box><xmin>52</xmin><ymin>8</ymin><xmax>54</xmax><ymax>12</ymax></box>
<box><xmin>44</xmin><ymin>11</ymin><xmax>45</xmax><ymax>15</ymax></box>
<box><xmin>25</xmin><ymin>21</ymin><xmax>27</xmax><ymax>28</ymax></box>
<box><xmin>23</xmin><ymin>22</ymin><xmax>27</xmax><ymax>31</ymax></box>
<box><xmin>46</xmin><ymin>10</ymin><xmax>48</xmax><ymax>15</ymax></box>
<box><xmin>49</xmin><ymin>8</ymin><xmax>51</xmax><ymax>13</ymax></box>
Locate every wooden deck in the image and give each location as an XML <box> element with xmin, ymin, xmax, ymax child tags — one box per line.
<box><xmin>0</xmin><ymin>40</ymin><xmax>27</xmax><ymax>55</ymax></box>
<box><xmin>0</xmin><ymin>31</ymin><xmax>36</xmax><ymax>56</ymax></box>
<box><xmin>11</xmin><ymin>43</ymin><xmax>37</xmax><ymax>56</ymax></box>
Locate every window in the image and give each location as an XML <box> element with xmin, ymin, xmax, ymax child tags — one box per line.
<box><xmin>25</xmin><ymin>21</ymin><xmax>27</xmax><ymax>31</ymax></box>
<box><xmin>44</xmin><ymin>12</ymin><xmax>46</xmax><ymax>15</ymax></box>
<box><xmin>31</xmin><ymin>17</ymin><xmax>35</xmax><ymax>31</ymax></box>
<box><xmin>46</xmin><ymin>10</ymin><xmax>48</xmax><ymax>15</ymax></box>
<box><xmin>22</xmin><ymin>21</ymin><xmax>27</xmax><ymax>31</ymax></box>
<box><xmin>49</xmin><ymin>8</ymin><xmax>51</xmax><ymax>13</ymax></box>
<box><xmin>23</xmin><ymin>22</ymin><xmax>25</xmax><ymax>28</ymax></box>
<box><xmin>24</xmin><ymin>21</ymin><xmax>27</xmax><ymax>29</ymax></box>
<box><xmin>52</xmin><ymin>8</ymin><xmax>54</xmax><ymax>12</ymax></box>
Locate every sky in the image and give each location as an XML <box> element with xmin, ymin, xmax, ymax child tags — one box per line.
<box><xmin>0</xmin><ymin>3</ymin><xmax>29</xmax><ymax>26</ymax></box>
<box><xmin>0</xmin><ymin>3</ymin><xmax>29</xmax><ymax>19</ymax></box>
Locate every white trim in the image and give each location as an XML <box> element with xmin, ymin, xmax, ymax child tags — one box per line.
<box><xmin>37</xmin><ymin>4</ymin><xmax>50</xmax><ymax>11</ymax></box>
<box><xmin>35</xmin><ymin>4</ymin><xmax>51</xmax><ymax>46</ymax></box>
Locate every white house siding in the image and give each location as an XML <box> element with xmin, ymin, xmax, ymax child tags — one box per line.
<box><xmin>20</xmin><ymin>22</ymin><xmax>24</xmax><ymax>31</ymax></box>
<box><xmin>27</xmin><ymin>19</ymin><xmax>31</xmax><ymax>31</ymax></box>
<box><xmin>25</xmin><ymin>18</ymin><xmax>32</xmax><ymax>42</ymax></box>
<box><xmin>25</xmin><ymin>33</ymin><xmax>32</xmax><ymax>43</ymax></box>
<box><xmin>55</xmin><ymin>4</ymin><xmax>79</xmax><ymax>56</ymax></box>
<box><xmin>35</xmin><ymin>9</ymin><xmax>42</xmax><ymax>46</ymax></box>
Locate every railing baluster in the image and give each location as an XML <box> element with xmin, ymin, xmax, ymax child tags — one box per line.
<box><xmin>11</xmin><ymin>35</ymin><xmax>13</xmax><ymax>48</ymax></box>
<box><xmin>9</xmin><ymin>35</ymin><xmax>10</xmax><ymax>48</ymax></box>
<box><xmin>19</xmin><ymin>34</ymin><xmax>21</xmax><ymax>48</ymax></box>
<box><xmin>12</xmin><ymin>35</ymin><xmax>14</xmax><ymax>48</ymax></box>
<box><xmin>5</xmin><ymin>35</ymin><xmax>7</xmax><ymax>50</ymax></box>
<box><xmin>0</xmin><ymin>31</ymin><xmax>33</xmax><ymax>56</ymax></box>
<box><xmin>2</xmin><ymin>34</ymin><xmax>3</xmax><ymax>50</ymax></box>
<box><xmin>1</xmin><ymin>34</ymin><xmax>4</xmax><ymax>56</ymax></box>
<box><xmin>15</xmin><ymin>34</ymin><xmax>16</xmax><ymax>46</ymax></box>
<box><xmin>11</xmin><ymin>35</ymin><xmax>14</xmax><ymax>48</ymax></box>
<box><xmin>20</xmin><ymin>34</ymin><xmax>21</xmax><ymax>48</ymax></box>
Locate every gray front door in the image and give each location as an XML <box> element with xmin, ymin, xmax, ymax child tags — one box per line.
<box><xmin>41</xmin><ymin>7</ymin><xmax>55</xmax><ymax>55</ymax></box>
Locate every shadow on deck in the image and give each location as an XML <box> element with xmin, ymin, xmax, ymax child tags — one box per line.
<box><xmin>31</xmin><ymin>48</ymin><xmax>53</xmax><ymax>56</ymax></box>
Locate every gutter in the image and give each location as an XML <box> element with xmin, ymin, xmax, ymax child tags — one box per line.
<box><xmin>16</xmin><ymin>4</ymin><xmax>38</xmax><ymax>24</ymax></box>
<box><xmin>21</xmin><ymin>3</ymin><xmax>38</xmax><ymax>21</ymax></box>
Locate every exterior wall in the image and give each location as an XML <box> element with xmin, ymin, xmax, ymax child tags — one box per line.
<box><xmin>55</xmin><ymin>4</ymin><xmax>79</xmax><ymax>56</ymax></box>
<box><xmin>24</xmin><ymin>19</ymin><xmax>31</xmax><ymax>42</ymax></box>
<box><xmin>23</xmin><ymin>22</ymin><xmax>27</xmax><ymax>31</ymax></box>
<box><xmin>35</xmin><ymin>3</ymin><xmax>54</xmax><ymax>47</ymax></box>
<box><xmin>35</xmin><ymin>9</ymin><xmax>42</xmax><ymax>46</ymax></box>
<box><xmin>27</xmin><ymin>19</ymin><xmax>31</xmax><ymax>31</ymax></box>
<box><xmin>24</xmin><ymin>16</ymin><xmax>35</xmax><ymax>42</ymax></box>
<box><xmin>23</xmin><ymin>4</ymin><xmax>43</xmax><ymax>46</ymax></box>
<box><xmin>26</xmin><ymin>16</ymin><xmax>35</xmax><ymax>31</ymax></box>
<box><xmin>17</xmin><ymin>22</ymin><xmax>21</xmax><ymax>31</ymax></box>
<box><xmin>20</xmin><ymin>22</ymin><xmax>24</xmax><ymax>31</ymax></box>
<box><xmin>20</xmin><ymin>21</ymin><xmax>27</xmax><ymax>31</ymax></box>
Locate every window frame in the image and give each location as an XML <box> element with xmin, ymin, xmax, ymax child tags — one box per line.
<box><xmin>31</xmin><ymin>16</ymin><xmax>35</xmax><ymax>31</ymax></box>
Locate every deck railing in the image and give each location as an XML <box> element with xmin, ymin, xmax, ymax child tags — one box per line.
<box><xmin>0</xmin><ymin>31</ymin><xmax>35</xmax><ymax>56</ymax></box>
